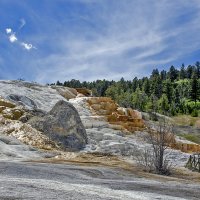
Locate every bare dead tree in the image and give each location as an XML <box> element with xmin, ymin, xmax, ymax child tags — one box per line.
<box><xmin>135</xmin><ymin>117</ymin><xmax>175</xmax><ymax>175</ymax></box>
<box><xmin>147</xmin><ymin>118</ymin><xmax>175</xmax><ymax>174</ymax></box>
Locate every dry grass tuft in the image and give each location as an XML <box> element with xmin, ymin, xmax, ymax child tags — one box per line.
<box><xmin>172</xmin><ymin>115</ymin><xmax>200</xmax><ymax>127</ymax></box>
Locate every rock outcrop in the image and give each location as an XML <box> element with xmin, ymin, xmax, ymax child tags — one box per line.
<box><xmin>51</xmin><ymin>86</ymin><xmax>78</xmax><ymax>100</ymax></box>
<box><xmin>171</xmin><ymin>140</ymin><xmax>200</xmax><ymax>153</ymax></box>
<box><xmin>76</xmin><ymin>88</ymin><xmax>92</xmax><ymax>97</ymax></box>
<box><xmin>0</xmin><ymin>97</ymin><xmax>24</xmax><ymax>120</ymax></box>
<box><xmin>0</xmin><ymin>116</ymin><xmax>57</xmax><ymax>151</ymax></box>
<box><xmin>0</xmin><ymin>81</ymin><xmax>88</xmax><ymax>151</ymax></box>
<box><xmin>87</xmin><ymin>97</ymin><xmax>145</xmax><ymax>132</ymax></box>
<box><xmin>0</xmin><ymin>80</ymin><xmax>66</xmax><ymax>112</ymax></box>
<box><xmin>69</xmin><ymin>97</ymin><xmax>146</xmax><ymax>155</ymax></box>
<box><xmin>0</xmin><ymin>97</ymin><xmax>57</xmax><ymax>152</ymax></box>
<box><xmin>69</xmin><ymin>97</ymin><xmax>191</xmax><ymax>166</ymax></box>
<box><xmin>28</xmin><ymin>100</ymin><xmax>87</xmax><ymax>151</ymax></box>
<box><xmin>69</xmin><ymin>97</ymin><xmax>137</xmax><ymax>155</ymax></box>
<box><xmin>7</xmin><ymin>94</ymin><xmax>38</xmax><ymax>109</ymax></box>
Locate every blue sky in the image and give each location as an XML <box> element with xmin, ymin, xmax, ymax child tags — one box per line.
<box><xmin>0</xmin><ymin>0</ymin><xmax>200</xmax><ymax>83</ymax></box>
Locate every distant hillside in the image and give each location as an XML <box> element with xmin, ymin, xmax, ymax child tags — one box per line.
<box><xmin>53</xmin><ymin>62</ymin><xmax>200</xmax><ymax>117</ymax></box>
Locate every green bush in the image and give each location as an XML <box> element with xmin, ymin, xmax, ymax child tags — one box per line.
<box><xmin>184</xmin><ymin>100</ymin><xmax>200</xmax><ymax>114</ymax></box>
<box><xmin>191</xmin><ymin>109</ymin><xmax>198</xmax><ymax>117</ymax></box>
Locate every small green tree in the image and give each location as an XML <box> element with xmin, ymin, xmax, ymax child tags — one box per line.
<box><xmin>105</xmin><ymin>84</ymin><xmax>120</xmax><ymax>101</ymax></box>
<box><xmin>132</xmin><ymin>87</ymin><xmax>148</xmax><ymax>111</ymax></box>
<box><xmin>163</xmin><ymin>79</ymin><xmax>174</xmax><ymax>104</ymax></box>
<box><xmin>118</xmin><ymin>91</ymin><xmax>133</xmax><ymax>108</ymax></box>
<box><xmin>158</xmin><ymin>94</ymin><xmax>169</xmax><ymax>115</ymax></box>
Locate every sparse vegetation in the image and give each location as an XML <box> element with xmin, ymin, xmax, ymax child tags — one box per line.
<box><xmin>171</xmin><ymin>114</ymin><xmax>200</xmax><ymax>145</ymax></box>
<box><xmin>179</xmin><ymin>134</ymin><xmax>200</xmax><ymax>144</ymax></box>
<box><xmin>172</xmin><ymin>115</ymin><xmax>199</xmax><ymax>127</ymax></box>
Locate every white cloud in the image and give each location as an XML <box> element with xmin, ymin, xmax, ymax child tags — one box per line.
<box><xmin>21</xmin><ymin>42</ymin><xmax>36</xmax><ymax>50</ymax></box>
<box><xmin>9</xmin><ymin>33</ymin><xmax>17</xmax><ymax>43</ymax></box>
<box><xmin>6</xmin><ymin>27</ymin><xmax>18</xmax><ymax>43</ymax></box>
<box><xmin>5</xmin><ymin>19</ymin><xmax>36</xmax><ymax>51</ymax></box>
<box><xmin>6</xmin><ymin>28</ymin><xmax>12</xmax><ymax>34</ymax></box>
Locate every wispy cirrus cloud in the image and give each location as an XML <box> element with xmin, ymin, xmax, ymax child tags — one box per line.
<box><xmin>1</xmin><ymin>0</ymin><xmax>200</xmax><ymax>83</ymax></box>
<box><xmin>29</xmin><ymin>0</ymin><xmax>200</xmax><ymax>83</ymax></box>
<box><xmin>19</xmin><ymin>18</ymin><xmax>26</xmax><ymax>30</ymax></box>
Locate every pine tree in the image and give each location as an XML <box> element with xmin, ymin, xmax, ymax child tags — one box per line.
<box><xmin>179</xmin><ymin>64</ymin><xmax>186</xmax><ymax>79</ymax></box>
<box><xmin>151</xmin><ymin>69</ymin><xmax>159</xmax><ymax>79</ymax></box>
<box><xmin>132</xmin><ymin>77</ymin><xmax>138</xmax><ymax>92</ymax></box>
<box><xmin>142</xmin><ymin>78</ymin><xmax>150</xmax><ymax>96</ymax></box>
<box><xmin>168</xmin><ymin>65</ymin><xmax>178</xmax><ymax>81</ymax></box>
<box><xmin>195</xmin><ymin>61</ymin><xmax>200</xmax><ymax>79</ymax></box>
<box><xmin>186</xmin><ymin>65</ymin><xmax>194</xmax><ymax>79</ymax></box>
<box><xmin>190</xmin><ymin>71</ymin><xmax>199</xmax><ymax>103</ymax></box>
<box><xmin>56</xmin><ymin>80</ymin><xmax>62</xmax><ymax>86</ymax></box>
<box><xmin>160</xmin><ymin>70</ymin><xmax>167</xmax><ymax>80</ymax></box>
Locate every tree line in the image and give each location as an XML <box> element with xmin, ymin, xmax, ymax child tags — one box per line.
<box><xmin>53</xmin><ymin>62</ymin><xmax>200</xmax><ymax>117</ymax></box>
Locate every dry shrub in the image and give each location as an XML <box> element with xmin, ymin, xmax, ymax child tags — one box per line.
<box><xmin>134</xmin><ymin>118</ymin><xmax>175</xmax><ymax>175</ymax></box>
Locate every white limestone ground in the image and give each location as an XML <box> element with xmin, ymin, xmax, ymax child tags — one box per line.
<box><xmin>1</xmin><ymin>161</ymin><xmax>199</xmax><ymax>200</ymax></box>
<box><xmin>0</xmin><ymin>80</ymin><xmax>191</xmax><ymax>167</ymax></box>
<box><xmin>0</xmin><ymin>177</ymin><xmax>188</xmax><ymax>200</ymax></box>
<box><xmin>69</xmin><ymin>97</ymin><xmax>190</xmax><ymax>167</ymax></box>
<box><xmin>0</xmin><ymin>81</ymin><xmax>197</xmax><ymax>200</ymax></box>
<box><xmin>0</xmin><ymin>134</ymin><xmax>49</xmax><ymax>161</ymax></box>
<box><xmin>0</xmin><ymin>80</ymin><xmax>66</xmax><ymax>111</ymax></box>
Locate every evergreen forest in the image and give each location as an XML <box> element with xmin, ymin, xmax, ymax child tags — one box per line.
<box><xmin>53</xmin><ymin>62</ymin><xmax>200</xmax><ymax>117</ymax></box>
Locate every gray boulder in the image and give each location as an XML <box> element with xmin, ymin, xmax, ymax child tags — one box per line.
<box><xmin>28</xmin><ymin>100</ymin><xmax>88</xmax><ymax>151</ymax></box>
